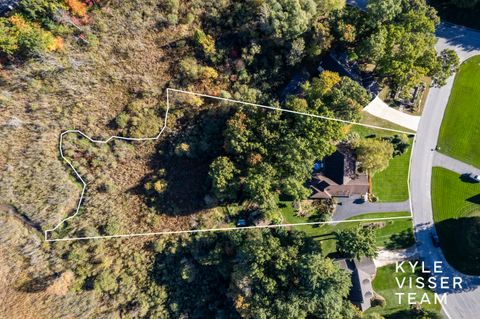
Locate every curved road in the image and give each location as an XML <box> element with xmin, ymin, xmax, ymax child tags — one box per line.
<box><xmin>345</xmin><ymin>1</ymin><xmax>480</xmax><ymax>317</ymax></box>
<box><xmin>410</xmin><ymin>22</ymin><xmax>480</xmax><ymax>319</ymax></box>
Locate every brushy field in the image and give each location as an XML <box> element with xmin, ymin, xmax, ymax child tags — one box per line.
<box><xmin>0</xmin><ymin>1</ymin><xmax>195</xmax><ymax>233</ymax></box>
<box><xmin>0</xmin><ymin>2</ymin><xmax>217</xmax><ymax>315</ymax></box>
<box><xmin>431</xmin><ymin>167</ymin><xmax>480</xmax><ymax>275</ymax></box>
<box><xmin>438</xmin><ymin>55</ymin><xmax>480</xmax><ymax>168</ymax></box>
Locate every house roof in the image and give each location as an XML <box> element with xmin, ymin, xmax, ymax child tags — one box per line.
<box><xmin>336</xmin><ymin>257</ymin><xmax>376</xmax><ymax>311</ymax></box>
<box><xmin>309</xmin><ymin>144</ymin><xmax>368</xmax><ymax>199</ymax></box>
<box><xmin>0</xmin><ymin>0</ymin><xmax>19</xmax><ymax>16</ymax></box>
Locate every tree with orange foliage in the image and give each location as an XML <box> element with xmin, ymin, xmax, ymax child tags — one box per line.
<box><xmin>65</xmin><ymin>0</ymin><xmax>87</xmax><ymax>17</ymax></box>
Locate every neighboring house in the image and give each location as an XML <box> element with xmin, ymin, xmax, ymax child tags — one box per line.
<box><xmin>280</xmin><ymin>70</ymin><xmax>310</xmax><ymax>103</ymax></box>
<box><xmin>336</xmin><ymin>257</ymin><xmax>377</xmax><ymax>311</ymax></box>
<box><xmin>0</xmin><ymin>0</ymin><xmax>19</xmax><ymax>16</ymax></box>
<box><xmin>309</xmin><ymin>144</ymin><xmax>369</xmax><ymax>199</ymax></box>
<box><xmin>319</xmin><ymin>51</ymin><xmax>380</xmax><ymax>96</ymax></box>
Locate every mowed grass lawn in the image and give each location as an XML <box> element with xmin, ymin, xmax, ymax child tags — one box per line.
<box><xmin>365</xmin><ymin>264</ymin><xmax>442</xmax><ymax>319</ymax></box>
<box><xmin>438</xmin><ymin>55</ymin><xmax>480</xmax><ymax>167</ymax></box>
<box><xmin>373</xmin><ymin>144</ymin><xmax>412</xmax><ymax>202</ymax></box>
<box><xmin>351</xmin><ymin>116</ymin><xmax>413</xmax><ymax>202</ymax></box>
<box><xmin>431</xmin><ymin>167</ymin><xmax>480</xmax><ymax>275</ymax></box>
<box><xmin>280</xmin><ymin>202</ymin><xmax>413</xmax><ymax>256</ymax></box>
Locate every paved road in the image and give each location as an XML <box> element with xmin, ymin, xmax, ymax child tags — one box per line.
<box><xmin>334</xmin><ymin>197</ymin><xmax>410</xmax><ymax>221</ymax></box>
<box><xmin>410</xmin><ymin>23</ymin><xmax>480</xmax><ymax>319</ymax></box>
<box><xmin>433</xmin><ymin>152</ymin><xmax>480</xmax><ymax>175</ymax></box>
<box><xmin>345</xmin><ymin>1</ymin><xmax>480</xmax><ymax>317</ymax></box>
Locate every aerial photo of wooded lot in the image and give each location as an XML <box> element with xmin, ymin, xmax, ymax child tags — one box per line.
<box><xmin>1</xmin><ymin>0</ymin><xmax>477</xmax><ymax>318</ymax></box>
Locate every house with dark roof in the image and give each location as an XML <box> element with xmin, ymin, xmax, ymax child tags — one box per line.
<box><xmin>309</xmin><ymin>144</ymin><xmax>369</xmax><ymax>199</ymax></box>
<box><xmin>319</xmin><ymin>51</ymin><xmax>380</xmax><ymax>96</ymax></box>
<box><xmin>0</xmin><ymin>0</ymin><xmax>19</xmax><ymax>16</ymax></box>
<box><xmin>336</xmin><ymin>257</ymin><xmax>377</xmax><ymax>311</ymax></box>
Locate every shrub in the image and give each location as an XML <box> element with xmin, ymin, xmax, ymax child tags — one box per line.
<box><xmin>115</xmin><ymin>112</ymin><xmax>130</xmax><ymax>129</ymax></box>
<box><xmin>0</xmin><ymin>15</ymin><xmax>59</xmax><ymax>57</ymax></box>
<box><xmin>193</xmin><ymin>28</ymin><xmax>216</xmax><ymax>55</ymax></box>
<box><xmin>102</xmin><ymin>218</ymin><xmax>120</xmax><ymax>235</ymax></box>
<box><xmin>17</xmin><ymin>0</ymin><xmax>67</xmax><ymax>27</ymax></box>
<box><xmin>179</xmin><ymin>57</ymin><xmax>200</xmax><ymax>81</ymax></box>
<box><xmin>153</xmin><ymin>179</ymin><xmax>168</xmax><ymax>193</ymax></box>
<box><xmin>174</xmin><ymin>143</ymin><xmax>190</xmax><ymax>157</ymax></box>
<box><xmin>94</xmin><ymin>271</ymin><xmax>118</xmax><ymax>293</ymax></box>
<box><xmin>371</xmin><ymin>294</ymin><xmax>386</xmax><ymax>308</ymax></box>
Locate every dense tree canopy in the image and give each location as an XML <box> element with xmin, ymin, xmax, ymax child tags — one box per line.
<box><xmin>349</xmin><ymin>0</ymin><xmax>459</xmax><ymax>95</ymax></box>
<box><xmin>336</xmin><ymin>226</ymin><xmax>378</xmax><ymax>259</ymax></box>
<box><xmin>154</xmin><ymin>229</ymin><xmax>358</xmax><ymax>319</ymax></box>
<box><xmin>207</xmin><ymin>70</ymin><xmax>370</xmax><ymax>212</ymax></box>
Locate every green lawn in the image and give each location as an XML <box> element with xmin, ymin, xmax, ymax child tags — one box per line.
<box><xmin>280</xmin><ymin>202</ymin><xmax>413</xmax><ymax>256</ymax></box>
<box><xmin>365</xmin><ymin>264</ymin><xmax>442</xmax><ymax>319</ymax></box>
<box><xmin>351</xmin><ymin>114</ymin><xmax>413</xmax><ymax>202</ymax></box>
<box><xmin>372</xmin><ymin>145</ymin><xmax>412</xmax><ymax>202</ymax></box>
<box><xmin>431</xmin><ymin>167</ymin><xmax>480</xmax><ymax>275</ymax></box>
<box><xmin>353</xmin><ymin>112</ymin><xmax>415</xmax><ymax>138</ymax></box>
<box><xmin>438</xmin><ymin>55</ymin><xmax>480</xmax><ymax>168</ymax></box>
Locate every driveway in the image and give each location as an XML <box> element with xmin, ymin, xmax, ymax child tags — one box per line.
<box><xmin>433</xmin><ymin>152</ymin><xmax>480</xmax><ymax>175</ymax></box>
<box><xmin>363</xmin><ymin>96</ymin><xmax>420</xmax><ymax>131</ymax></box>
<box><xmin>374</xmin><ymin>247</ymin><xmax>417</xmax><ymax>268</ymax></box>
<box><xmin>333</xmin><ymin>197</ymin><xmax>410</xmax><ymax>221</ymax></box>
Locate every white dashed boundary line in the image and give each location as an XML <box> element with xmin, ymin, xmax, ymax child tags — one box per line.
<box><xmin>45</xmin><ymin>88</ymin><xmax>416</xmax><ymax>242</ymax></box>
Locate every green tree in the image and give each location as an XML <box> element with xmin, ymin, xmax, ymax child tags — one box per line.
<box><xmin>244</xmin><ymin>163</ymin><xmax>278</xmax><ymax>211</ymax></box>
<box><xmin>17</xmin><ymin>0</ymin><xmax>66</xmax><ymax>27</ymax></box>
<box><xmin>193</xmin><ymin>28</ymin><xmax>216</xmax><ymax>55</ymax></box>
<box><xmin>208</xmin><ymin>156</ymin><xmax>238</xmax><ymax>201</ymax></box>
<box><xmin>94</xmin><ymin>271</ymin><xmax>118</xmax><ymax>293</ymax></box>
<box><xmin>358</xmin><ymin>26</ymin><xmax>387</xmax><ymax>64</ymax></box>
<box><xmin>154</xmin><ymin>229</ymin><xmax>357</xmax><ymax>318</ymax></box>
<box><xmin>355</xmin><ymin>138</ymin><xmax>394</xmax><ymax>176</ymax></box>
<box><xmin>0</xmin><ymin>15</ymin><xmax>58</xmax><ymax>57</ymax></box>
<box><xmin>367</xmin><ymin>0</ymin><xmax>402</xmax><ymax>23</ymax></box>
<box><xmin>432</xmin><ymin>49</ymin><xmax>460</xmax><ymax>87</ymax></box>
<box><xmin>336</xmin><ymin>226</ymin><xmax>378</xmax><ymax>259</ymax></box>
<box><xmin>356</xmin><ymin>0</ymin><xmax>445</xmax><ymax>94</ymax></box>
<box><xmin>287</xmin><ymin>37</ymin><xmax>305</xmax><ymax>66</ymax></box>
<box><xmin>259</xmin><ymin>0</ymin><xmax>318</xmax><ymax>39</ymax></box>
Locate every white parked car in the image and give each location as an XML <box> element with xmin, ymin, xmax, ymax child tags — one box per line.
<box><xmin>468</xmin><ymin>173</ymin><xmax>480</xmax><ymax>182</ymax></box>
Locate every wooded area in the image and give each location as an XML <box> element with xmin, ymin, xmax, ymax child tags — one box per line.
<box><xmin>0</xmin><ymin>0</ymin><xmax>456</xmax><ymax>318</ymax></box>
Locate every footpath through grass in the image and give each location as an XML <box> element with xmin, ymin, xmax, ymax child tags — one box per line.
<box><xmin>365</xmin><ymin>264</ymin><xmax>442</xmax><ymax>319</ymax></box>
<box><xmin>280</xmin><ymin>202</ymin><xmax>413</xmax><ymax>256</ymax></box>
<box><xmin>438</xmin><ymin>55</ymin><xmax>480</xmax><ymax>168</ymax></box>
<box><xmin>431</xmin><ymin>167</ymin><xmax>480</xmax><ymax>275</ymax></box>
